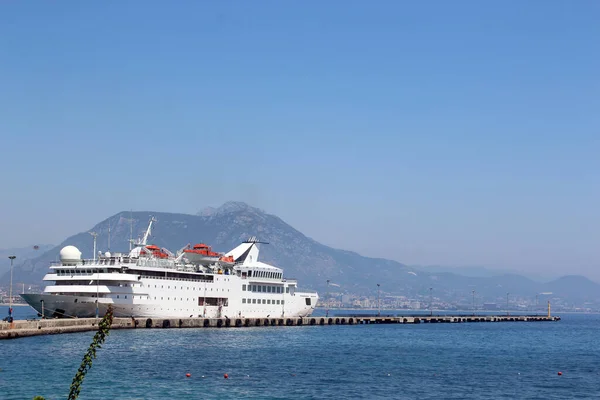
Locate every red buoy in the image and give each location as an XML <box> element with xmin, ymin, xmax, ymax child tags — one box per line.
<box><xmin>224</xmin><ymin>373</ymin><xmax>229</xmax><ymax>379</ymax></box>
<box><xmin>558</xmin><ymin>372</ymin><xmax>563</xmax><ymax>376</ymax></box>
<box><xmin>186</xmin><ymin>373</ymin><xmax>191</xmax><ymax>378</ymax></box>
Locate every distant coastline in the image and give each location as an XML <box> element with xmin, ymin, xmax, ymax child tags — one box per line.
<box><xmin>317</xmin><ymin>307</ymin><xmax>598</xmax><ymax>315</ymax></box>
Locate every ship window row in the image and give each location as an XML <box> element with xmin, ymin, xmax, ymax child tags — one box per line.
<box><xmin>242</xmin><ymin>284</ymin><xmax>288</xmax><ymax>293</ymax></box>
<box><xmin>151</xmin><ymin>284</ymin><xmax>228</xmax><ymax>292</ymax></box>
<box><xmin>56</xmin><ymin>269</ymin><xmax>110</xmax><ymax>275</ymax></box>
<box><xmin>53</xmin><ymin>280</ymin><xmax>134</xmax><ymax>286</ymax></box>
<box><xmin>54</xmin><ymin>270</ymin><xmax>216</xmax><ymax>284</ymax></box>
<box><xmin>139</xmin><ymin>273</ymin><xmax>213</xmax><ymax>283</ymax></box>
<box><xmin>149</xmin><ymin>297</ymin><xmax>197</xmax><ymax>301</ymax></box>
<box><xmin>242</xmin><ymin>298</ymin><xmax>284</xmax><ymax>305</ymax></box>
<box><xmin>56</xmin><ymin>270</ymin><xmax>222</xmax><ymax>283</ymax></box>
<box><xmin>247</xmin><ymin>270</ymin><xmax>282</xmax><ymax>279</ymax></box>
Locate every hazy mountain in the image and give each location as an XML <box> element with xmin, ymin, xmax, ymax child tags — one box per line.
<box><xmin>543</xmin><ymin>275</ymin><xmax>599</xmax><ymax>302</ymax></box>
<box><xmin>416</xmin><ymin>265</ymin><xmax>556</xmax><ymax>282</ymax></box>
<box><xmin>2</xmin><ymin>202</ymin><xmax>599</xmax><ymax>304</ymax></box>
<box><xmin>2</xmin><ymin>202</ymin><xmax>411</xmax><ymax>293</ymax></box>
<box><xmin>0</xmin><ymin>245</ymin><xmax>54</xmax><ymax>276</ymax></box>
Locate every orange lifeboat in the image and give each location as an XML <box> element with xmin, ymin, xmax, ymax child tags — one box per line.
<box><xmin>219</xmin><ymin>255</ymin><xmax>235</xmax><ymax>266</ymax></box>
<box><xmin>183</xmin><ymin>243</ymin><xmax>222</xmax><ymax>264</ymax></box>
<box><xmin>142</xmin><ymin>244</ymin><xmax>170</xmax><ymax>259</ymax></box>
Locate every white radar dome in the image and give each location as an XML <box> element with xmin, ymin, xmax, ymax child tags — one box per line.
<box><xmin>105</xmin><ymin>251</ymin><xmax>111</xmax><ymax>258</ymax></box>
<box><xmin>60</xmin><ymin>245</ymin><xmax>82</xmax><ymax>264</ymax></box>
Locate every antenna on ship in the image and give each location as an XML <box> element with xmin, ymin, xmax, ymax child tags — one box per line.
<box><xmin>108</xmin><ymin>223</ymin><xmax>111</xmax><ymax>252</ymax></box>
<box><xmin>89</xmin><ymin>231</ymin><xmax>98</xmax><ymax>262</ymax></box>
<box><xmin>126</xmin><ymin>210</ymin><xmax>134</xmax><ymax>251</ymax></box>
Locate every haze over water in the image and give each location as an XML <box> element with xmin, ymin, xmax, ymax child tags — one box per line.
<box><xmin>1</xmin><ymin>306</ymin><xmax>599</xmax><ymax>399</ymax></box>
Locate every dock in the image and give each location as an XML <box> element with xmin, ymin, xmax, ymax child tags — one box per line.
<box><xmin>0</xmin><ymin>314</ymin><xmax>560</xmax><ymax>340</ymax></box>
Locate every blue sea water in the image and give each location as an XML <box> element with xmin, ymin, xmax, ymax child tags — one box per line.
<box><xmin>1</xmin><ymin>306</ymin><xmax>599</xmax><ymax>399</ymax></box>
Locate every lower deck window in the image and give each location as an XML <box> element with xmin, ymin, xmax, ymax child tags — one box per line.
<box><xmin>198</xmin><ymin>297</ymin><xmax>229</xmax><ymax>306</ymax></box>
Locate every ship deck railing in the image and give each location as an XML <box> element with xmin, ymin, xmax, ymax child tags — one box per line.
<box><xmin>50</xmin><ymin>258</ymin><xmax>139</xmax><ymax>267</ymax></box>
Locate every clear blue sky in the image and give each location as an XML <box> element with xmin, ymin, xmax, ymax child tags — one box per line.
<box><xmin>1</xmin><ymin>1</ymin><xmax>598</xmax><ymax>279</ymax></box>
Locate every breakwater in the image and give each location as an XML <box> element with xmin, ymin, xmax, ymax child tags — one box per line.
<box><xmin>0</xmin><ymin>314</ymin><xmax>560</xmax><ymax>340</ymax></box>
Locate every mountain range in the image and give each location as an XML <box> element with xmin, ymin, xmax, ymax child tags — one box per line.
<box><xmin>2</xmin><ymin>201</ymin><xmax>599</xmax><ymax>306</ymax></box>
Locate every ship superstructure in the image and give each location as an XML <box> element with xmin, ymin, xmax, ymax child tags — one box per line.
<box><xmin>21</xmin><ymin>218</ymin><xmax>318</xmax><ymax>319</ymax></box>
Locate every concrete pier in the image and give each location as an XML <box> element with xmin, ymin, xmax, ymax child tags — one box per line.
<box><xmin>0</xmin><ymin>314</ymin><xmax>560</xmax><ymax>340</ymax></box>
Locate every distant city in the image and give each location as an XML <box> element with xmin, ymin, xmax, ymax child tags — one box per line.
<box><xmin>316</xmin><ymin>289</ymin><xmax>598</xmax><ymax>314</ymax></box>
<box><xmin>2</xmin><ymin>283</ymin><xmax>597</xmax><ymax>315</ymax></box>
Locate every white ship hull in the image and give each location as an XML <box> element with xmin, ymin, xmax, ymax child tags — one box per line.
<box><xmin>21</xmin><ymin>276</ymin><xmax>317</xmax><ymax>319</ymax></box>
<box><xmin>21</xmin><ymin>221</ymin><xmax>318</xmax><ymax>320</ymax></box>
<box><xmin>22</xmin><ymin>293</ymin><xmax>316</xmax><ymax>319</ymax></box>
<box><xmin>22</xmin><ymin>293</ymin><xmax>116</xmax><ymax>318</ymax></box>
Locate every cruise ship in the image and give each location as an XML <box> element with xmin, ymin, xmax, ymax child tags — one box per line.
<box><xmin>21</xmin><ymin>218</ymin><xmax>318</xmax><ymax>319</ymax></box>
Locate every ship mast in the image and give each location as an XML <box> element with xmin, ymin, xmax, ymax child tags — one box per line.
<box><xmin>126</xmin><ymin>210</ymin><xmax>134</xmax><ymax>251</ymax></box>
<box><xmin>140</xmin><ymin>216</ymin><xmax>156</xmax><ymax>246</ymax></box>
<box><xmin>88</xmin><ymin>231</ymin><xmax>98</xmax><ymax>262</ymax></box>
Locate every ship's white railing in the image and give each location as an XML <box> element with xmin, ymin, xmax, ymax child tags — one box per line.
<box><xmin>141</xmin><ymin>275</ymin><xmax>213</xmax><ymax>283</ymax></box>
<box><xmin>49</xmin><ymin>256</ymin><xmax>245</xmax><ymax>276</ymax></box>
<box><xmin>135</xmin><ymin>258</ymin><xmax>178</xmax><ymax>269</ymax></box>
<box><xmin>46</xmin><ymin>272</ymin><xmax>139</xmax><ymax>281</ymax></box>
<box><xmin>52</xmin><ymin>269</ymin><xmax>127</xmax><ymax>277</ymax></box>
<box><xmin>176</xmin><ymin>265</ymin><xmax>200</xmax><ymax>273</ymax></box>
<box><xmin>50</xmin><ymin>258</ymin><xmax>137</xmax><ymax>267</ymax></box>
